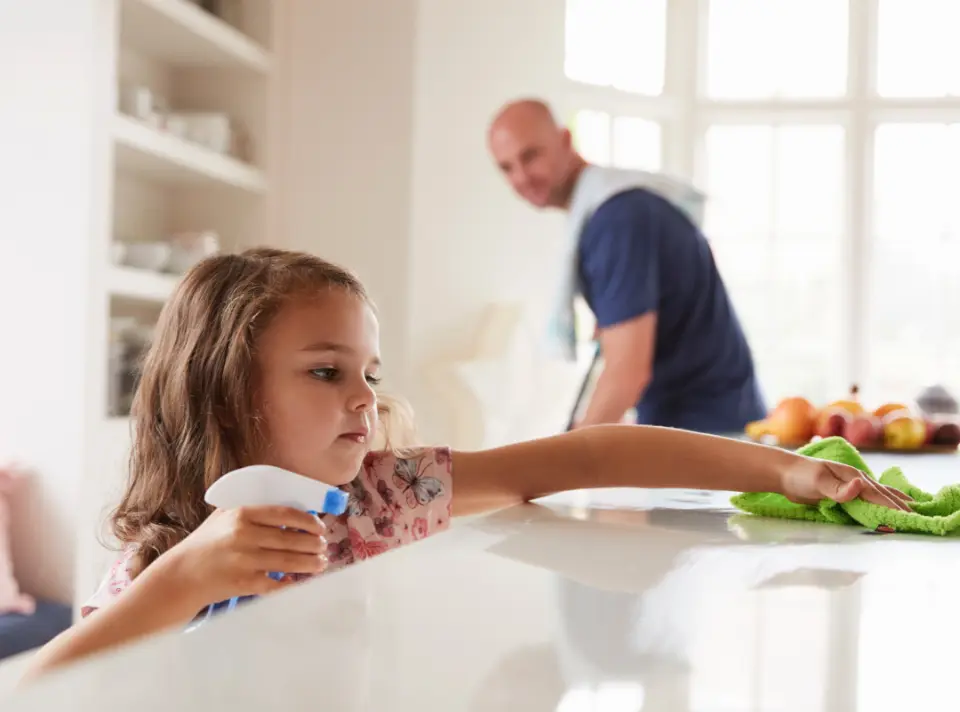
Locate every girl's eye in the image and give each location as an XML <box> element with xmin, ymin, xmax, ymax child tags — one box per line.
<box><xmin>310</xmin><ymin>368</ymin><xmax>381</xmax><ymax>386</ymax></box>
<box><xmin>310</xmin><ymin>367</ymin><xmax>339</xmax><ymax>381</ymax></box>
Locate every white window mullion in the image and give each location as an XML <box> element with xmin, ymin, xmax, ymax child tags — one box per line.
<box><xmin>698</xmin><ymin>107</ymin><xmax>852</xmax><ymax>125</ymax></box>
<box><xmin>694</xmin><ymin>99</ymin><xmax>960</xmax><ymax>116</ymax></box>
<box><xmin>663</xmin><ymin>0</ymin><xmax>704</xmax><ymax>180</ymax></box>
<box><xmin>870</xmin><ymin>106</ymin><xmax>960</xmax><ymax>123</ymax></box>
<box><xmin>845</xmin><ymin>0</ymin><xmax>877</xmax><ymax>393</ymax></box>
<box><xmin>561</xmin><ymin>86</ymin><xmax>680</xmax><ymax>122</ymax></box>
<box><xmin>699</xmin><ymin>99</ymin><xmax>853</xmax><ymax>114</ymax></box>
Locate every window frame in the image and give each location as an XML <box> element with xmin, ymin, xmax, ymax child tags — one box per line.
<box><xmin>564</xmin><ymin>0</ymin><xmax>960</xmax><ymax>401</ymax></box>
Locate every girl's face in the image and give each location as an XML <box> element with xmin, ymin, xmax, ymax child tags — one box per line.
<box><xmin>254</xmin><ymin>290</ymin><xmax>381</xmax><ymax>486</ymax></box>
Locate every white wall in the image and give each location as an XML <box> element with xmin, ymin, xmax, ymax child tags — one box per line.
<box><xmin>276</xmin><ymin>0</ymin><xmax>570</xmax><ymax>449</ymax></box>
<box><xmin>406</xmin><ymin>0</ymin><xmax>568</xmax><ymax>445</ymax></box>
<box><xmin>273</xmin><ymin>0</ymin><xmax>418</xmax><ymax>394</ymax></box>
<box><xmin>0</xmin><ymin>0</ymin><xmax>111</xmax><ymax>604</ymax></box>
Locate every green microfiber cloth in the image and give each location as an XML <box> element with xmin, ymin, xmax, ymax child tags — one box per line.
<box><xmin>731</xmin><ymin>436</ymin><xmax>960</xmax><ymax>536</ymax></box>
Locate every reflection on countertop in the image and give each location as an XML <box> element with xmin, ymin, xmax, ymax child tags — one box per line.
<box><xmin>7</xmin><ymin>456</ymin><xmax>960</xmax><ymax>711</ymax></box>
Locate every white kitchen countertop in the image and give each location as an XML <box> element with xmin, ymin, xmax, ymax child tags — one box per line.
<box><xmin>7</xmin><ymin>451</ymin><xmax>959</xmax><ymax>711</ymax></box>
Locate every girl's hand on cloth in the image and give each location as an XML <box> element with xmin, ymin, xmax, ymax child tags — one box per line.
<box><xmin>780</xmin><ymin>457</ymin><xmax>913</xmax><ymax>510</ymax></box>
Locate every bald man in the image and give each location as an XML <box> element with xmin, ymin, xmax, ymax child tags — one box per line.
<box><xmin>487</xmin><ymin>99</ymin><xmax>766</xmax><ymax>434</ymax></box>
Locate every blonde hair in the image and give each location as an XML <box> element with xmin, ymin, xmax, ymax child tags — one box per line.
<box><xmin>111</xmin><ymin>247</ymin><xmax>414</xmax><ymax>576</ymax></box>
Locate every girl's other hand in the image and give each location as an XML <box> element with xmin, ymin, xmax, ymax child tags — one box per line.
<box><xmin>781</xmin><ymin>457</ymin><xmax>912</xmax><ymax>511</ymax></box>
<box><xmin>153</xmin><ymin>506</ymin><xmax>328</xmax><ymax>610</ymax></box>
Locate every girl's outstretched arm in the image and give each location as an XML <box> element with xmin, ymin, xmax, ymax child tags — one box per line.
<box><xmin>450</xmin><ymin>425</ymin><xmax>911</xmax><ymax>516</ymax></box>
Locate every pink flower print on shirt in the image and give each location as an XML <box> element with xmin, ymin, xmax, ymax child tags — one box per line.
<box><xmin>348</xmin><ymin>527</ymin><xmax>390</xmax><ymax>561</ymax></box>
<box><xmin>328</xmin><ymin>537</ymin><xmax>354</xmax><ymax>566</ymax></box>
<box><xmin>411</xmin><ymin>517</ymin><xmax>429</xmax><ymax>541</ymax></box>
<box><xmin>434</xmin><ymin>447</ymin><xmax>452</xmax><ymax>470</ymax></box>
<box><xmin>373</xmin><ymin>513</ymin><xmax>395</xmax><ymax>538</ymax></box>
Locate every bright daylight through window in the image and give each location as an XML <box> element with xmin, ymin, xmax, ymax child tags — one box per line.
<box><xmin>565</xmin><ymin>0</ymin><xmax>960</xmax><ymax>406</ymax></box>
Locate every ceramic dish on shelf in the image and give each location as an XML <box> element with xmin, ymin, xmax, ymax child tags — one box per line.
<box><xmin>121</xmin><ymin>241</ymin><xmax>172</xmax><ymax>272</ymax></box>
<box><xmin>167</xmin><ymin>231</ymin><xmax>220</xmax><ymax>274</ymax></box>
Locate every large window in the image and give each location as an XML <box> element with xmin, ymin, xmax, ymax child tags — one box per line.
<box><xmin>565</xmin><ymin>0</ymin><xmax>960</xmax><ymax>406</ymax></box>
<box><xmin>564</xmin><ymin>0</ymin><xmax>667</xmax><ymax>95</ymax></box>
<box><xmin>705</xmin><ymin>0</ymin><xmax>849</xmax><ymax>100</ymax></box>
<box><xmin>868</xmin><ymin>122</ymin><xmax>960</xmax><ymax>400</ymax></box>
<box><xmin>572</xmin><ymin>110</ymin><xmax>662</xmax><ymax>171</ymax></box>
<box><xmin>703</xmin><ymin>123</ymin><xmax>846</xmax><ymax>402</ymax></box>
<box><xmin>876</xmin><ymin>0</ymin><xmax>960</xmax><ymax>97</ymax></box>
<box><xmin>565</xmin><ymin>0</ymin><xmax>667</xmax><ymax>175</ymax></box>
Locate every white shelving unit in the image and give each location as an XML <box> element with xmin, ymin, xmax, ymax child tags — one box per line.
<box><xmin>118</xmin><ymin>0</ymin><xmax>272</xmax><ymax>73</ymax></box>
<box><xmin>107</xmin><ymin>265</ymin><xmax>181</xmax><ymax>303</ymax></box>
<box><xmin>105</xmin><ymin>0</ymin><xmax>275</xmax><ymax>406</ymax></box>
<box><xmin>0</xmin><ymin>0</ymin><xmax>285</xmax><ymax>612</ymax></box>
<box><xmin>113</xmin><ymin>113</ymin><xmax>267</xmax><ymax>194</ymax></box>
<box><xmin>77</xmin><ymin>0</ymin><xmax>280</xmax><ymax>605</ymax></box>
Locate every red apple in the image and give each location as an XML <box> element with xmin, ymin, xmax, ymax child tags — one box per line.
<box><xmin>817</xmin><ymin>409</ymin><xmax>852</xmax><ymax>438</ymax></box>
<box><xmin>932</xmin><ymin>421</ymin><xmax>960</xmax><ymax>448</ymax></box>
<box><xmin>843</xmin><ymin>414</ymin><xmax>883</xmax><ymax>448</ymax></box>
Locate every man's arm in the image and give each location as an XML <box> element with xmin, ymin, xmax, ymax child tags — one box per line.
<box><xmin>575</xmin><ymin>194</ymin><xmax>662</xmax><ymax>427</ymax></box>
<box><xmin>577</xmin><ymin>312</ymin><xmax>656</xmax><ymax>427</ymax></box>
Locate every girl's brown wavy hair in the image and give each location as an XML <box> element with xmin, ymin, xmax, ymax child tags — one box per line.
<box><xmin>110</xmin><ymin>247</ymin><xmax>412</xmax><ymax>577</ymax></box>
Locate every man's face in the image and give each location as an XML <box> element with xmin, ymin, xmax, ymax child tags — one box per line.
<box><xmin>489</xmin><ymin>121</ymin><xmax>572</xmax><ymax>209</ymax></box>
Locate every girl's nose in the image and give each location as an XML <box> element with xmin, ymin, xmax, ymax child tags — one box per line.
<box><xmin>347</xmin><ymin>380</ymin><xmax>376</xmax><ymax>413</ymax></box>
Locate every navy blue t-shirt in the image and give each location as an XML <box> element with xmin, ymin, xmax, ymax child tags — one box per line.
<box><xmin>577</xmin><ymin>188</ymin><xmax>766</xmax><ymax>434</ymax></box>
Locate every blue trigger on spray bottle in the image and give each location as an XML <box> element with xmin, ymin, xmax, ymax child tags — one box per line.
<box><xmin>196</xmin><ymin>485</ymin><xmax>349</xmax><ymax>626</ymax></box>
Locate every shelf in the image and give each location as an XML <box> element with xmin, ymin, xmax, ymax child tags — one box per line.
<box><xmin>119</xmin><ymin>0</ymin><xmax>271</xmax><ymax>74</ymax></box>
<box><xmin>113</xmin><ymin>114</ymin><xmax>267</xmax><ymax>195</ymax></box>
<box><xmin>107</xmin><ymin>265</ymin><xmax>180</xmax><ymax>303</ymax></box>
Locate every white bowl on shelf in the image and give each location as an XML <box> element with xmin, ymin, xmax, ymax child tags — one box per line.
<box><xmin>122</xmin><ymin>241</ymin><xmax>171</xmax><ymax>272</ymax></box>
<box><xmin>167</xmin><ymin>231</ymin><xmax>220</xmax><ymax>274</ymax></box>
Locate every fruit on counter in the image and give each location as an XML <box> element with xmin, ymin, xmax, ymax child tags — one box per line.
<box><xmin>843</xmin><ymin>414</ymin><xmax>883</xmax><ymax>448</ymax></box>
<box><xmin>873</xmin><ymin>402</ymin><xmax>912</xmax><ymax>419</ymax></box>
<box><xmin>744</xmin><ymin>420</ymin><xmax>767</xmax><ymax>440</ymax></box>
<box><xmin>931</xmin><ymin>420</ymin><xmax>960</xmax><ymax>448</ymax></box>
<box><xmin>882</xmin><ymin>411</ymin><xmax>928</xmax><ymax>449</ymax></box>
<box><xmin>746</xmin><ymin>396</ymin><xmax>817</xmax><ymax>444</ymax></box>
<box><xmin>815</xmin><ymin>407</ymin><xmax>852</xmax><ymax>438</ymax></box>
<box><xmin>823</xmin><ymin>384</ymin><xmax>864</xmax><ymax>416</ymax></box>
<box><xmin>746</xmin><ymin>387</ymin><xmax>959</xmax><ymax>451</ymax></box>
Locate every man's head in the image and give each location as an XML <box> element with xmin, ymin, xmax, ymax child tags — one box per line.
<box><xmin>487</xmin><ymin>99</ymin><xmax>583</xmax><ymax>210</ymax></box>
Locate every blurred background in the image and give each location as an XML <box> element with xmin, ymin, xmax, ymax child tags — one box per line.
<box><xmin>0</xmin><ymin>0</ymin><xmax>956</xmax><ymax>649</ymax></box>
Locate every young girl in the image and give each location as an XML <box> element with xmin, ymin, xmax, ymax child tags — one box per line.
<box><xmin>22</xmin><ymin>247</ymin><xmax>908</xmax><ymax>682</ymax></box>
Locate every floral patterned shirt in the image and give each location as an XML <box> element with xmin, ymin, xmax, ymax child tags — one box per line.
<box><xmin>81</xmin><ymin>447</ymin><xmax>453</xmax><ymax>618</ymax></box>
